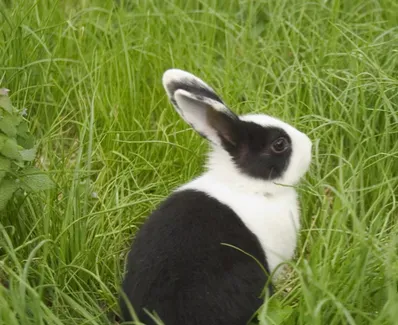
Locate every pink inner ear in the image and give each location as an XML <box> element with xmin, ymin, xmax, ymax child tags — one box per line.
<box><xmin>234</xmin><ymin>143</ymin><xmax>250</xmax><ymax>166</ymax></box>
<box><xmin>222</xmin><ymin>132</ymin><xmax>236</xmax><ymax>146</ymax></box>
<box><xmin>206</xmin><ymin>106</ymin><xmax>239</xmax><ymax>147</ymax></box>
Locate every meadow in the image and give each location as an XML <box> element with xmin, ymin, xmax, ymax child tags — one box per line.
<box><xmin>1</xmin><ymin>0</ymin><xmax>398</xmax><ymax>324</ymax></box>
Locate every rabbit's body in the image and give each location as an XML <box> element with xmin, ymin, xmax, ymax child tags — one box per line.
<box><xmin>120</xmin><ymin>69</ymin><xmax>312</xmax><ymax>325</ymax></box>
<box><xmin>121</xmin><ymin>189</ymin><xmax>268</xmax><ymax>325</ymax></box>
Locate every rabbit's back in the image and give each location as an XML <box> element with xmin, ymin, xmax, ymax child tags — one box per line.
<box><xmin>120</xmin><ymin>189</ymin><xmax>269</xmax><ymax>325</ymax></box>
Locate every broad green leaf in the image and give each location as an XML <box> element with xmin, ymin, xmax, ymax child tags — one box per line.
<box><xmin>0</xmin><ymin>134</ymin><xmax>7</xmax><ymax>150</ymax></box>
<box><xmin>1</xmin><ymin>138</ymin><xmax>22</xmax><ymax>160</ymax></box>
<box><xmin>263</xmin><ymin>299</ymin><xmax>293</xmax><ymax>325</ymax></box>
<box><xmin>19</xmin><ymin>147</ymin><xmax>37</xmax><ymax>161</ymax></box>
<box><xmin>0</xmin><ymin>157</ymin><xmax>11</xmax><ymax>183</ymax></box>
<box><xmin>16</xmin><ymin>121</ymin><xmax>35</xmax><ymax>149</ymax></box>
<box><xmin>0</xmin><ymin>90</ymin><xmax>13</xmax><ymax>114</ymax></box>
<box><xmin>0</xmin><ymin>179</ymin><xmax>18</xmax><ymax>211</ymax></box>
<box><xmin>17</xmin><ymin>120</ymin><xmax>30</xmax><ymax>138</ymax></box>
<box><xmin>13</xmin><ymin>160</ymin><xmax>25</xmax><ymax>168</ymax></box>
<box><xmin>17</xmin><ymin>134</ymin><xmax>35</xmax><ymax>149</ymax></box>
<box><xmin>0</xmin><ymin>113</ymin><xmax>20</xmax><ymax>137</ymax></box>
<box><xmin>20</xmin><ymin>167</ymin><xmax>55</xmax><ymax>192</ymax></box>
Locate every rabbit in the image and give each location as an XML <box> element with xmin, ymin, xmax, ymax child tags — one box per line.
<box><xmin>119</xmin><ymin>69</ymin><xmax>312</xmax><ymax>325</ymax></box>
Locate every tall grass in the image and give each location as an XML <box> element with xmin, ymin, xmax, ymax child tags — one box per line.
<box><xmin>1</xmin><ymin>0</ymin><xmax>397</xmax><ymax>324</ymax></box>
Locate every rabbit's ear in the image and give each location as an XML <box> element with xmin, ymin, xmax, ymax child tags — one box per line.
<box><xmin>162</xmin><ymin>69</ymin><xmax>241</xmax><ymax>147</ymax></box>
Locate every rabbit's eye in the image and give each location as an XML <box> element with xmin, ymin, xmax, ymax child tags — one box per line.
<box><xmin>271</xmin><ymin>137</ymin><xmax>289</xmax><ymax>153</ymax></box>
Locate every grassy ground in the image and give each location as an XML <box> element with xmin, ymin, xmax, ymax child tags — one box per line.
<box><xmin>1</xmin><ymin>0</ymin><xmax>398</xmax><ymax>324</ymax></box>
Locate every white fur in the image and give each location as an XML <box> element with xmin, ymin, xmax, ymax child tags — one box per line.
<box><xmin>162</xmin><ymin>69</ymin><xmax>216</xmax><ymax>98</ymax></box>
<box><xmin>163</xmin><ymin>69</ymin><xmax>312</xmax><ymax>278</ymax></box>
<box><xmin>174</xmin><ymin>89</ymin><xmax>231</xmax><ymax>146</ymax></box>
<box><xmin>176</xmin><ymin>114</ymin><xmax>311</xmax><ymax>277</ymax></box>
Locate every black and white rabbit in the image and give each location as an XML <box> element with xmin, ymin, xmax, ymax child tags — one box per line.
<box><xmin>119</xmin><ymin>69</ymin><xmax>312</xmax><ymax>325</ymax></box>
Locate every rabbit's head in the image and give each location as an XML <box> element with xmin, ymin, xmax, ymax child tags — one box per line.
<box><xmin>162</xmin><ymin>69</ymin><xmax>312</xmax><ymax>194</ymax></box>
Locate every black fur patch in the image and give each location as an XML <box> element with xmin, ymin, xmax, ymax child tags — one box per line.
<box><xmin>167</xmin><ymin>79</ymin><xmax>224</xmax><ymax>107</ymax></box>
<box><xmin>222</xmin><ymin>121</ymin><xmax>292</xmax><ymax>180</ymax></box>
<box><xmin>120</xmin><ymin>189</ymin><xmax>270</xmax><ymax>325</ymax></box>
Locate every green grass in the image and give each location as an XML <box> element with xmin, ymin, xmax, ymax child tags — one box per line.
<box><xmin>1</xmin><ymin>0</ymin><xmax>398</xmax><ymax>324</ymax></box>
